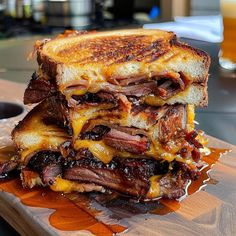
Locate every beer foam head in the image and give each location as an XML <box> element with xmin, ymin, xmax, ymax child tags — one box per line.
<box><xmin>221</xmin><ymin>0</ymin><xmax>236</xmax><ymax>18</ymax></box>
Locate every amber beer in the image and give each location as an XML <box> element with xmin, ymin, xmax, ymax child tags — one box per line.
<box><xmin>220</xmin><ymin>0</ymin><xmax>236</xmax><ymax>70</ymax></box>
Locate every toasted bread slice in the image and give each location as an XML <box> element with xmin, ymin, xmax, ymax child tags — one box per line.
<box><xmin>35</xmin><ymin>29</ymin><xmax>210</xmax><ymax>106</ymax></box>
<box><xmin>12</xmin><ymin>97</ymin><xmax>69</xmax><ymax>163</ymax></box>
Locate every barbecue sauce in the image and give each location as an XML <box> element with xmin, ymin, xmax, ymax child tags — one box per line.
<box><xmin>0</xmin><ymin>146</ymin><xmax>229</xmax><ymax>235</ymax></box>
<box><xmin>0</xmin><ymin>179</ymin><xmax>125</xmax><ymax>235</ymax></box>
<box><xmin>152</xmin><ymin>148</ymin><xmax>229</xmax><ymax>215</ymax></box>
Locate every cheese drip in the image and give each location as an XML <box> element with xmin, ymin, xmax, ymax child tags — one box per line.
<box><xmin>50</xmin><ymin>177</ymin><xmax>78</xmax><ymax>192</ymax></box>
<box><xmin>146</xmin><ymin>175</ymin><xmax>161</xmax><ymax>199</ymax></box>
<box><xmin>146</xmin><ymin>138</ymin><xmax>177</xmax><ymax>162</ymax></box>
<box><xmin>187</xmin><ymin>104</ymin><xmax>195</xmax><ymax>131</ymax></box>
<box><xmin>75</xmin><ymin>140</ymin><xmax>115</xmax><ymax>163</ymax></box>
<box><xmin>50</xmin><ymin>177</ymin><xmax>104</xmax><ymax>193</ymax></box>
<box><xmin>144</xmin><ymin>86</ymin><xmax>192</xmax><ymax>107</ymax></box>
<box><xmin>71</xmin><ymin>106</ymin><xmax>116</xmax><ymax>138</ymax></box>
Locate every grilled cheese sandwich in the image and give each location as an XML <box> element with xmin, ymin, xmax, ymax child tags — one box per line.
<box><xmin>9</xmin><ymin>29</ymin><xmax>210</xmax><ymax>200</ymax></box>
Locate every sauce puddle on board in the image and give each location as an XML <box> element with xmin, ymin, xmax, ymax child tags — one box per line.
<box><xmin>0</xmin><ymin>146</ymin><xmax>229</xmax><ymax>235</ymax></box>
<box><xmin>152</xmin><ymin>147</ymin><xmax>229</xmax><ymax>215</ymax></box>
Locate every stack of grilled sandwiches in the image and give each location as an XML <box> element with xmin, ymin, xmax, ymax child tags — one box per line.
<box><xmin>11</xmin><ymin>29</ymin><xmax>210</xmax><ymax>200</ymax></box>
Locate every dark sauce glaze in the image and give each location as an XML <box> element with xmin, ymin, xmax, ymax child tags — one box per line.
<box><xmin>0</xmin><ymin>146</ymin><xmax>229</xmax><ymax>235</ymax></box>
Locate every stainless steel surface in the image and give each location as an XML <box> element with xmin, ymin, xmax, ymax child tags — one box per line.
<box><xmin>0</xmin><ymin>35</ymin><xmax>236</xmax><ymax>235</ymax></box>
<box><xmin>46</xmin><ymin>15</ymin><xmax>91</xmax><ymax>27</ymax></box>
<box><xmin>32</xmin><ymin>0</ymin><xmax>45</xmax><ymax>23</ymax></box>
<box><xmin>45</xmin><ymin>0</ymin><xmax>95</xmax><ymax>27</ymax></box>
<box><xmin>46</xmin><ymin>0</ymin><xmax>94</xmax><ymax>16</ymax></box>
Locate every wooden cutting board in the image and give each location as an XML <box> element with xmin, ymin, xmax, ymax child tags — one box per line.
<box><xmin>1</xmin><ymin>79</ymin><xmax>236</xmax><ymax>236</ymax></box>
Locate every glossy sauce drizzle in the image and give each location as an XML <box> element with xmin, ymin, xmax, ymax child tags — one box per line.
<box><xmin>152</xmin><ymin>148</ymin><xmax>229</xmax><ymax>215</ymax></box>
<box><xmin>0</xmin><ymin>146</ymin><xmax>229</xmax><ymax>235</ymax></box>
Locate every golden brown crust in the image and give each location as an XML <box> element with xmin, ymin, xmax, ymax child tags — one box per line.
<box><xmin>11</xmin><ymin>101</ymin><xmax>44</xmax><ymax>138</ymax></box>
<box><xmin>53</xmin><ymin>35</ymin><xmax>170</xmax><ymax>65</ymax></box>
<box><xmin>12</xmin><ymin>96</ymin><xmax>64</xmax><ymax>137</ymax></box>
<box><xmin>37</xmin><ymin>30</ymin><xmax>173</xmax><ymax>63</ymax></box>
<box><xmin>171</xmin><ymin>37</ymin><xmax>211</xmax><ymax>83</ymax></box>
<box><xmin>36</xmin><ymin>30</ymin><xmax>96</xmax><ymax>78</ymax></box>
<box><xmin>170</xmin><ymin>35</ymin><xmax>211</xmax><ymax>67</ymax></box>
<box><xmin>37</xmin><ymin>52</ymin><xmax>59</xmax><ymax>79</ymax></box>
<box><xmin>37</xmin><ymin>30</ymin><xmax>210</xmax><ymax>62</ymax></box>
<box><xmin>36</xmin><ymin>29</ymin><xmax>174</xmax><ymax>77</ymax></box>
<box><xmin>11</xmin><ymin>97</ymin><xmax>69</xmax><ymax>157</ymax></box>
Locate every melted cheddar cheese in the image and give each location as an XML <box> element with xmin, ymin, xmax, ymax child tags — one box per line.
<box><xmin>146</xmin><ymin>139</ymin><xmax>178</xmax><ymax>162</ymax></box>
<box><xmin>50</xmin><ymin>177</ymin><xmax>75</xmax><ymax>192</ymax></box>
<box><xmin>68</xmin><ymin>100</ymin><xmax>201</xmax><ymax>166</ymax></box>
<box><xmin>70</xmin><ymin>107</ymin><xmax>101</xmax><ymax>138</ymax></box>
<box><xmin>187</xmin><ymin>104</ymin><xmax>195</xmax><ymax>131</ymax></box>
<box><xmin>75</xmin><ymin>140</ymin><xmax>115</xmax><ymax>163</ymax></box>
<box><xmin>50</xmin><ymin>177</ymin><xmax>89</xmax><ymax>193</ymax></box>
<box><xmin>143</xmin><ymin>95</ymin><xmax>166</xmax><ymax>106</ymax></box>
<box><xmin>51</xmin><ymin>175</ymin><xmax>163</xmax><ymax>199</ymax></box>
<box><xmin>72</xmin><ymin>117</ymin><xmax>89</xmax><ymax>138</ymax></box>
<box><xmin>19</xmin><ymin>131</ymin><xmax>68</xmax><ymax>162</ymax></box>
<box><xmin>50</xmin><ymin>177</ymin><xmax>105</xmax><ymax>193</ymax></box>
<box><xmin>146</xmin><ymin>175</ymin><xmax>161</xmax><ymax>199</ymax></box>
<box><xmin>74</xmin><ymin>137</ymin><xmax>183</xmax><ymax>164</ymax></box>
<box><xmin>144</xmin><ymin>87</ymin><xmax>192</xmax><ymax>107</ymax></box>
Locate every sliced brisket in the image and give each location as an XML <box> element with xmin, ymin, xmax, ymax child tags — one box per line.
<box><xmin>24</xmin><ymin>72</ymin><xmax>56</xmax><ymax>104</ymax></box>
<box><xmin>80</xmin><ymin>125</ymin><xmax>111</xmax><ymax>141</ymax></box>
<box><xmin>103</xmin><ymin>129</ymin><xmax>149</xmax><ymax>154</ymax></box>
<box><xmin>158</xmin><ymin>105</ymin><xmax>186</xmax><ymax>143</ymax></box>
<box><xmin>71</xmin><ymin>91</ymin><xmax>118</xmax><ymax>107</ymax></box>
<box><xmin>19</xmin><ymin>148</ymin><xmax>200</xmax><ymax>199</ymax></box>
<box><xmin>159</xmin><ymin>172</ymin><xmax>187</xmax><ymax>199</ymax></box>
<box><xmin>63</xmin><ymin>154</ymin><xmax>169</xmax><ymax>198</ymax></box>
<box><xmin>118</xmin><ymin>81</ymin><xmax>157</xmax><ymax>97</ymax></box>
<box><xmin>104</xmin><ymin>76</ymin><xmax>185</xmax><ymax>99</ymax></box>
<box><xmin>154</xmin><ymin>76</ymin><xmax>185</xmax><ymax>100</ymax></box>
<box><xmin>27</xmin><ymin>151</ymin><xmax>63</xmax><ymax>185</ymax></box>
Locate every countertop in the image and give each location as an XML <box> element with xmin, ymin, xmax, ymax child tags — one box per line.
<box><xmin>0</xmin><ymin>35</ymin><xmax>236</xmax><ymax>236</ymax></box>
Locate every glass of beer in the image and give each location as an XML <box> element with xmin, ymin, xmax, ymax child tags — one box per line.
<box><xmin>219</xmin><ymin>0</ymin><xmax>236</xmax><ymax>70</ymax></box>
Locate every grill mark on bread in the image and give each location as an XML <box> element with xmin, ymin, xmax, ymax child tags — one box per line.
<box><xmin>56</xmin><ymin>35</ymin><xmax>170</xmax><ymax>65</ymax></box>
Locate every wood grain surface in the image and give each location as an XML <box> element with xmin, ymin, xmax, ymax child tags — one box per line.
<box><xmin>0</xmin><ymin>79</ymin><xmax>236</xmax><ymax>236</ymax></box>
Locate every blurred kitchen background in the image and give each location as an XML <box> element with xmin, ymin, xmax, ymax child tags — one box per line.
<box><xmin>0</xmin><ymin>0</ymin><xmax>219</xmax><ymax>37</ymax></box>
